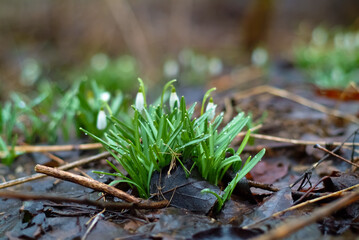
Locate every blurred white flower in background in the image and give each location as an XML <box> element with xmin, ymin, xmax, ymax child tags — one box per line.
<box><xmin>21</xmin><ymin>58</ymin><xmax>41</xmax><ymax>86</ymax></box>
<box><xmin>163</xmin><ymin>59</ymin><xmax>179</xmax><ymax>78</ymax></box>
<box><xmin>312</xmin><ymin>27</ymin><xmax>328</xmax><ymax>46</ymax></box>
<box><xmin>208</xmin><ymin>57</ymin><xmax>223</xmax><ymax>76</ymax></box>
<box><xmin>100</xmin><ymin>92</ymin><xmax>111</xmax><ymax>102</ymax></box>
<box><xmin>251</xmin><ymin>47</ymin><xmax>268</xmax><ymax>67</ymax></box>
<box><xmin>91</xmin><ymin>53</ymin><xmax>109</xmax><ymax>71</ymax></box>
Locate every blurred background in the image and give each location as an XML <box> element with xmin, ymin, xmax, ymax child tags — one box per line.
<box><xmin>1</xmin><ymin>0</ymin><xmax>359</xmax><ymax>98</ymax></box>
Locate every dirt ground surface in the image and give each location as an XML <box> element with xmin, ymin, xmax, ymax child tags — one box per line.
<box><xmin>1</xmin><ymin>64</ymin><xmax>359</xmax><ymax>239</ymax></box>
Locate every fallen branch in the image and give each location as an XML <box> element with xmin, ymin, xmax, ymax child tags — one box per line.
<box><xmin>251</xmin><ymin>190</ymin><xmax>359</xmax><ymax>240</ymax></box>
<box><xmin>35</xmin><ymin>164</ymin><xmax>140</xmax><ymax>203</ymax></box>
<box><xmin>0</xmin><ymin>191</ymin><xmax>168</xmax><ymax>210</ymax></box>
<box><xmin>0</xmin><ymin>152</ymin><xmax>110</xmax><ymax>190</ymax></box>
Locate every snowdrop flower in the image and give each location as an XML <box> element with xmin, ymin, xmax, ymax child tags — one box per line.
<box><xmin>100</xmin><ymin>92</ymin><xmax>111</xmax><ymax>102</ymax></box>
<box><xmin>169</xmin><ymin>86</ymin><xmax>179</xmax><ymax>109</ymax></box>
<box><xmin>206</xmin><ymin>97</ymin><xmax>217</xmax><ymax>121</ymax></box>
<box><xmin>135</xmin><ymin>89</ymin><xmax>145</xmax><ymax>112</ymax></box>
<box><xmin>251</xmin><ymin>47</ymin><xmax>268</xmax><ymax>67</ymax></box>
<box><xmin>163</xmin><ymin>59</ymin><xmax>179</xmax><ymax>78</ymax></box>
<box><xmin>96</xmin><ymin>109</ymin><xmax>107</xmax><ymax>130</ymax></box>
<box><xmin>208</xmin><ymin>57</ymin><xmax>223</xmax><ymax>76</ymax></box>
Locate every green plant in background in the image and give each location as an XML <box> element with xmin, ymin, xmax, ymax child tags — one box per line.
<box><xmin>0</xmin><ymin>78</ymin><xmax>130</xmax><ymax>165</ymax></box>
<box><xmin>0</xmin><ymin>102</ymin><xmax>20</xmax><ymax>165</ymax></box>
<box><xmin>70</xmin><ymin>54</ymin><xmax>139</xmax><ymax>93</ymax></box>
<box><xmin>75</xmin><ymin>80</ymin><xmax>129</xmax><ymax>137</ymax></box>
<box><xmin>83</xmin><ymin>79</ymin><xmax>265</xmax><ymax>209</ymax></box>
<box><xmin>294</xmin><ymin>27</ymin><xmax>359</xmax><ymax>89</ymax></box>
<box><xmin>0</xmin><ymin>90</ymin><xmax>49</xmax><ymax>164</ymax></box>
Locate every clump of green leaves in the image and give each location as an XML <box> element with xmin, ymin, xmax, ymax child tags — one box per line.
<box><xmin>294</xmin><ymin>27</ymin><xmax>359</xmax><ymax>89</ymax></box>
<box><xmin>0</xmin><ymin>90</ymin><xmax>49</xmax><ymax>164</ymax></box>
<box><xmin>84</xmin><ymin>79</ymin><xmax>265</xmax><ymax>209</ymax></box>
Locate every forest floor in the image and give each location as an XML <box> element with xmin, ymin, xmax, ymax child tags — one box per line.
<box><xmin>1</xmin><ymin>64</ymin><xmax>359</xmax><ymax>240</ymax></box>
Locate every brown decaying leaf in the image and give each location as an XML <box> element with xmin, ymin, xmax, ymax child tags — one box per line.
<box><xmin>249</xmin><ymin>157</ymin><xmax>289</xmax><ymax>184</ymax></box>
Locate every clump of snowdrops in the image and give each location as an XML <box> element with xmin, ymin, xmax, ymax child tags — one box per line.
<box><xmin>82</xmin><ymin>79</ymin><xmax>265</xmax><ymax>210</ymax></box>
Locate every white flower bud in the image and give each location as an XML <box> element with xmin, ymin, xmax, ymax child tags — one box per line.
<box><xmin>135</xmin><ymin>90</ymin><xmax>145</xmax><ymax>112</ymax></box>
<box><xmin>100</xmin><ymin>92</ymin><xmax>111</xmax><ymax>102</ymax></box>
<box><xmin>169</xmin><ymin>87</ymin><xmax>179</xmax><ymax>109</ymax></box>
<box><xmin>206</xmin><ymin>97</ymin><xmax>217</xmax><ymax>121</ymax></box>
<box><xmin>96</xmin><ymin>110</ymin><xmax>107</xmax><ymax>130</ymax></box>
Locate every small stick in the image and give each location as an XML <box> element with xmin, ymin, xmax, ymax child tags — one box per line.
<box><xmin>233</xmin><ymin>85</ymin><xmax>359</xmax><ymax>124</ymax></box>
<box><xmin>290</xmin><ymin>129</ymin><xmax>359</xmax><ymax>190</ymax></box>
<box><xmin>35</xmin><ymin>164</ymin><xmax>140</xmax><ymax>203</ymax></box>
<box><xmin>314</xmin><ymin>144</ymin><xmax>359</xmax><ymax>168</ymax></box>
<box><xmin>247</xmin><ymin>180</ymin><xmax>327</xmax><ymax>199</ymax></box>
<box><xmin>0</xmin><ymin>191</ymin><xmax>168</xmax><ymax>210</ymax></box>
<box><xmin>247</xmin><ymin>180</ymin><xmax>280</xmax><ymax>192</ymax></box>
<box><xmin>292</xmin><ymin>176</ymin><xmax>331</xmax><ymax>205</ymax></box>
<box><xmin>236</xmin><ymin>124</ymin><xmax>263</xmax><ymax>137</ymax></box>
<box><xmin>0</xmin><ymin>152</ymin><xmax>110</xmax><ymax>190</ymax></box>
<box><xmin>250</xmin><ymin>133</ymin><xmax>359</xmax><ymax>147</ymax></box>
<box><xmin>244</xmin><ymin>182</ymin><xmax>359</xmax><ymax>229</ymax></box>
<box><xmin>82</xmin><ymin>210</ymin><xmax>104</xmax><ymax>240</ymax></box>
<box><xmin>1</xmin><ymin>143</ymin><xmax>102</xmax><ymax>156</ymax></box>
<box><xmin>251</xmin><ymin>191</ymin><xmax>359</xmax><ymax>240</ymax></box>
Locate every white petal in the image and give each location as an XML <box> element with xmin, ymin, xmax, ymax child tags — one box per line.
<box><xmin>135</xmin><ymin>92</ymin><xmax>145</xmax><ymax>112</ymax></box>
<box><xmin>169</xmin><ymin>92</ymin><xmax>179</xmax><ymax>109</ymax></box>
<box><xmin>206</xmin><ymin>101</ymin><xmax>217</xmax><ymax>121</ymax></box>
<box><xmin>96</xmin><ymin>110</ymin><xmax>107</xmax><ymax>130</ymax></box>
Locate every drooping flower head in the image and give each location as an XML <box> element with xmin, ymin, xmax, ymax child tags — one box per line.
<box><xmin>169</xmin><ymin>86</ymin><xmax>179</xmax><ymax>109</ymax></box>
<box><xmin>135</xmin><ymin>88</ymin><xmax>145</xmax><ymax>112</ymax></box>
<box><xmin>206</xmin><ymin>97</ymin><xmax>217</xmax><ymax>121</ymax></box>
<box><xmin>96</xmin><ymin>108</ymin><xmax>107</xmax><ymax>130</ymax></box>
<box><xmin>135</xmin><ymin>78</ymin><xmax>147</xmax><ymax>112</ymax></box>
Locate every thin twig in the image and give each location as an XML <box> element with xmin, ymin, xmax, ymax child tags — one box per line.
<box><xmin>1</xmin><ymin>143</ymin><xmax>102</xmax><ymax>156</ymax></box>
<box><xmin>233</xmin><ymin>85</ymin><xmax>359</xmax><ymax>124</ymax></box>
<box><xmin>236</xmin><ymin>124</ymin><xmax>263</xmax><ymax>137</ymax></box>
<box><xmin>247</xmin><ymin>180</ymin><xmax>279</xmax><ymax>192</ymax></box>
<box><xmin>290</xmin><ymin>129</ymin><xmax>359</xmax><ymax>189</ymax></box>
<box><xmin>249</xmin><ymin>133</ymin><xmax>359</xmax><ymax>147</ymax></box>
<box><xmin>251</xmin><ymin>190</ymin><xmax>359</xmax><ymax>240</ymax></box>
<box><xmin>247</xmin><ymin>180</ymin><xmax>327</xmax><ymax>199</ymax></box>
<box><xmin>292</xmin><ymin>176</ymin><xmax>331</xmax><ymax>205</ymax></box>
<box><xmin>0</xmin><ymin>152</ymin><xmax>110</xmax><ymax>190</ymax></box>
<box><xmin>82</xmin><ymin>209</ymin><xmax>105</xmax><ymax>240</ymax></box>
<box><xmin>35</xmin><ymin>164</ymin><xmax>140</xmax><ymax>203</ymax></box>
<box><xmin>314</xmin><ymin>144</ymin><xmax>359</xmax><ymax>168</ymax></box>
<box><xmin>0</xmin><ymin>191</ymin><xmax>169</xmax><ymax>210</ymax></box>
